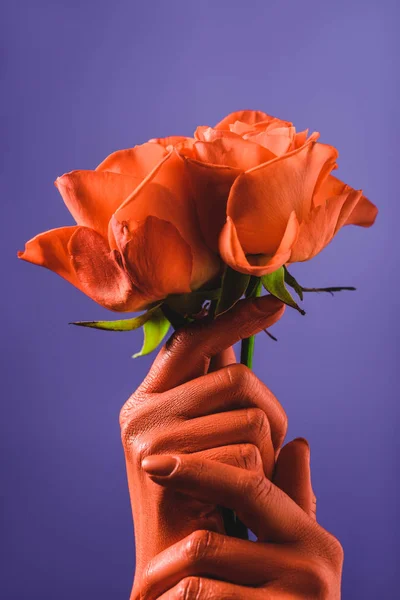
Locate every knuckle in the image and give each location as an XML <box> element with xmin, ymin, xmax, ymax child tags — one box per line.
<box><xmin>184</xmin><ymin>530</ymin><xmax>214</xmax><ymax>564</ymax></box>
<box><xmin>119</xmin><ymin>393</ymin><xmax>149</xmax><ymax>445</ymax></box>
<box><xmin>166</xmin><ymin>327</ymin><xmax>195</xmax><ymax>356</ymax></box>
<box><xmin>299</xmin><ymin>557</ymin><xmax>333</xmax><ymax>598</ymax></box>
<box><xmin>298</xmin><ymin>528</ymin><xmax>344</xmax><ymax>596</ymax></box>
<box><xmin>243</xmin><ymin>471</ymin><xmax>270</xmax><ymax>503</ymax></box>
<box><xmin>124</xmin><ymin>433</ymin><xmax>156</xmax><ymax>468</ymax></box>
<box><xmin>119</xmin><ymin>392</ymin><xmax>140</xmax><ymax>432</ymax></box>
<box><xmin>175</xmin><ymin>576</ymin><xmax>202</xmax><ymax>600</ymax></box>
<box><xmin>120</xmin><ymin>415</ymin><xmax>137</xmax><ymax>452</ymax></box>
<box><xmin>246</xmin><ymin>407</ymin><xmax>270</xmax><ymax>440</ymax></box>
<box><xmin>277</xmin><ymin>408</ymin><xmax>288</xmax><ymax>446</ymax></box>
<box><xmin>322</xmin><ymin>531</ymin><xmax>345</xmax><ymax>568</ymax></box>
<box><xmin>238</xmin><ymin>443</ymin><xmax>262</xmax><ymax>471</ymax></box>
<box><xmin>227</xmin><ymin>363</ymin><xmax>255</xmax><ymax>393</ymax></box>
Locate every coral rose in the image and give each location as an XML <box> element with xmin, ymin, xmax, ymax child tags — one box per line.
<box><xmin>18</xmin><ymin>142</ymin><xmax>220</xmax><ymax>311</ymax></box>
<box><xmin>19</xmin><ymin>110</ymin><xmax>378</xmax><ymax>313</ymax></box>
<box><xmin>181</xmin><ymin>110</ymin><xmax>378</xmax><ymax>275</ymax></box>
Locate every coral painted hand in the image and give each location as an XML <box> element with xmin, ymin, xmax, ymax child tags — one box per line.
<box><xmin>138</xmin><ymin>440</ymin><xmax>343</xmax><ymax>599</ymax></box>
<box><xmin>120</xmin><ymin>295</ymin><xmax>287</xmax><ymax>597</ymax></box>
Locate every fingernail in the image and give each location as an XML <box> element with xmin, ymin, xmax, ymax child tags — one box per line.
<box><xmin>293</xmin><ymin>437</ymin><xmax>310</xmax><ymax>457</ymax></box>
<box><xmin>253</xmin><ymin>295</ymin><xmax>284</xmax><ymax>312</ymax></box>
<box><xmin>141</xmin><ymin>455</ymin><xmax>179</xmax><ymax>477</ymax></box>
<box><xmin>294</xmin><ymin>437</ymin><xmax>309</xmax><ymax>449</ymax></box>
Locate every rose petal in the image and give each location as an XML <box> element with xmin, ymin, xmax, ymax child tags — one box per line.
<box><xmin>313</xmin><ymin>173</ymin><xmax>347</xmax><ymax>207</ymax></box>
<box><xmin>344</xmin><ymin>193</ymin><xmax>378</xmax><ymax>227</ymax></box>
<box><xmin>244</xmin><ymin>126</ymin><xmax>296</xmax><ymax>156</ymax></box>
<box><xmin>183</xmin><ymin>157</ymin><xmax>241</xmax><ymax>252</ymax></box>
<box><xmin>18</xmin><ymin>226</ymin><xmax>81</xmax><ymax>289</ymax></box>
<box><xmin>113</xmin><ymin>150</ymin><xmax>220</xmax><ymax>289</ymax></box>
<box><xmin>96</xmin><ymin>142</ymin><xmax>167</xmax><ymax>176</ymax></box>
<box><xmin>148</xmin><ymin>136</ymin><xmax>197</xmax><ymax>159</ymax></box>
<box><xmin>290</xmin><ymin>188</ymin><xmax>364</xmax><ymax>263</ymax></box>
<box><xmin>255</xmin><ymin>117</ymin><xmax>293</xmax><ymax>131</ymax></box>
<box><xmin>18</xmin><ymin>225</ymin><xmax>144</xmax><ymax>311</ymax></box>
<box><xmin>55</xmin><ymin>170</ymin><xmax>140</xmax><ymax>238</ymax></box>
<box><xmin>219</xmin><ymin>212</ymin><xmax>299</xmax><ymax>276</ymax></box>
<box><xmin>148</xmin><ymin>136</ymin><xmax>192</xmax><ymax>148</ymax></box>
<box><xmin>193</xmin><ymin>135</ymin><xmax>275</xmax><ymax>170</ymax></box>
<box><xmin>227</xmin><ymin>138</ymin><xmax>338</xmax><ymax>255</ymax></box>
<box><xmin>194</xmin><ymin>126</ymin><xmax>216</xmax><ymax>141</ymax></box>
<box><xmin>111</xmin><ymin>215</ymin><xmax>193</xmax><ymax>298</ymax></box>
<box><xmin>229</xmin><ymin>117</ymin><xmax>293</xmax><ymax>137</ymax></box>
<box><xmin>215</xmin><ymin>110</ymin><xmax>275</xmax><ymax>130</ymax></box>
<box><xmin>69</xmin><ymin>227</ymin><xmax>146</xmax><ymax>311</ymax></box>
<box><xmin>292</xmin><ymin>129</ymin><xmax>309</xmax><ymax>149</ymax></box>
<box><xmin>316</xmin><ymin>175</ymin><xmax>378</xmax><ymax>227</ymax></box>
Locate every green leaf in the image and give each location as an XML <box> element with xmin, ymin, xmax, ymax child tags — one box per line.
<box><xmin>133</xmin><ymin>309</ymin><xmax>170</xmax><ymax>358</ymax></box>
<box><xmin>262</xmin><ymin>268</ymin><xmax>305</xmax><ymax>315</ymax></box>
<box><xmin>70</xmin><ymin>305</ymin><xmax>161</xmax><ymax>331</ymax></box>
<box><xmin>245</xmin><ymin>276</ymin><xmax>262</xmax><ymax>299</ymax></box>
<box><xmin>215</xmin><ymin>267</ymin><xmax>250</xmax><ymax>316</ymax></box>
<box><xmin>283</xmin><ymin>267</ymin><xmax>304</xmax><ymax>301</ymax></box>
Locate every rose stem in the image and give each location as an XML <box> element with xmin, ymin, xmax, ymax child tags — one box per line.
<box><xmin>240</xmin><ymin>334</ymin><xmax>255</xmax><ymax>369</ymax></box>
<box><xmin>222</xmin><ymin>277</ymin><xmax>263</xmax><ymax>541</ymax></box>
<box><xmin>240</xmin><ymin>276</ymin><xmax>263</xmax><ymax>369</ymax></box>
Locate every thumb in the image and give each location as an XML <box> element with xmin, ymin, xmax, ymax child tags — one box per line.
<box><xmin>273</xmin><ymin>438</ymin><xmax>317</xmax><ymax>520</ymax></box>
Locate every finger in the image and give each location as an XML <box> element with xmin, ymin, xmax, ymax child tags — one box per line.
<box><xmin>273</xmin><ymin>438</ymin><xmax>317</xmax><ymax>520</ymax></box>
<box><xmin>142</xmin><ymin>531</ymin><xmax>291</xmax><ymax>599</ymax></box>
<box><xmin>145</xmin><ymin>408</ymin><xmax>275</xmax><ymax>478</ymax></box>
<box><xmin>141</xmin><ymin>453</ymin><xmax>314</xmax><ymax>543</ymax></box>
<box><xmin>208</xmin><ymin>346</ymin><xmax>236</xmax><ymax>372</ymax></box>
<box><xmin>159</xmin><ymin>364</ymin><xmax>287</xmax><ymax>450</ymax></box>
<box><xmin>139</xmin><ymin>295</ymin><xmax>284</xmax><ymax>393</ymax></box>
<box><xmin>155</xmin><ymin>575</ymin><xmax>267</xmax><ymax>600</ymax></box>
<box><xmin>190</xmin><ymin>443</ymin><xmax>262</xmax><ymax>472</ymax></box>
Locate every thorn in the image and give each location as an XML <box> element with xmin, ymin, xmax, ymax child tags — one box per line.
<box><xmin>264</xmin><ymin>329</ymin><xmax>278</xmax><ymax>342</ymax></box>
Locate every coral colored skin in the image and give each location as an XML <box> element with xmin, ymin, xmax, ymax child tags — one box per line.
<box><xmin>120</xmin><ymin>295</ymin><xmax>343</xmax><ymax>599</ymax></box>
<box><xmin>138</xmin><ymin>445</ymin><xmax>343</xmax><ymax>599</ymax></box>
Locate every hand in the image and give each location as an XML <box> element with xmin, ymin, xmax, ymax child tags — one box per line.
<box><xmin>120</xmin><ymin>295</ymin><xmax>287</xmax><ymax>595</ymax></box>
<box><xmin>138</xmin><ymin>439</ymin><xmax>343</xmax><ymax>599</ymax></box>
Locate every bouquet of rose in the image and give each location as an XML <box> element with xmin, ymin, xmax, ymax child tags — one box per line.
<box><xmin>18</xmin><ymin>110</ymin><xmax>377</xmax><ymax>367</ymax></box>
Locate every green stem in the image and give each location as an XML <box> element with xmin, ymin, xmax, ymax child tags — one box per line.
<box><xmin>240</xmin><ymin>276</ymin><xmax>262</xmax><ymax>370</ymax></box>
<box><xmin>224</xmin><ymin>331</ymin><xmax>256</xmax><ymax>541</ymax></box>
<box><xmin>240</xmin><ymin>334</ymin><xmax>256</xmax><ymax>370</ymax></box>
<box><xmin>223</xmin><ymin>277</ymin><xmax>262</xmax><ymax>541</ymax></box>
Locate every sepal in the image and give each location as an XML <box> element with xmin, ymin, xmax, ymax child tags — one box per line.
<box><xmin>261</xmin><ymin>267</ymin><xmax>305</xmax><ymax>315</ymax></box>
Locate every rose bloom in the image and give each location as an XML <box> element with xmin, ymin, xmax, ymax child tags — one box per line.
<box><xmin>170</xmin><ymin>110</ymin><xmax>378</xmax><ymax>276</ymax></box>
<box><xmin>19</xmin><ymin>110</ymin><xmax>377</xmax><ymax>311</ymax></box>
<box><xmin>18</xmin><ymin>142</ymin><xmax>220</xmax><ymax>311</ymax></box>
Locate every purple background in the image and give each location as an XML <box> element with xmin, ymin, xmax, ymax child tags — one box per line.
<box><xmin>2</xmin><ymin>1</ymin><xmax>398</xmax><ymax>598</ymax></box>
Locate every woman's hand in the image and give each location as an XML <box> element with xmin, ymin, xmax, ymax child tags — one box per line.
<box><xmin>120</xmin><ymin>295</ymin><xmax>286</xmax><ymax>595</ymax></box>
<box><xmin>138</xmin><ymin>440</ymin><xmax>343</xmax><ymax>599</ymax></box>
